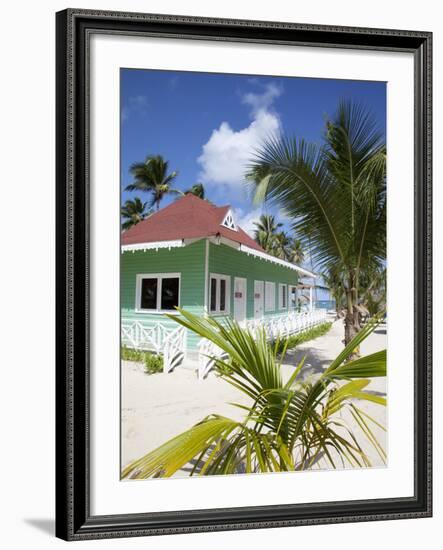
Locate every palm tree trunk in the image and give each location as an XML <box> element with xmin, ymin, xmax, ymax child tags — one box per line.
<box><xmin>344</xmin><ymin>287</ymin><xmax>361</xmax><ymax>356</ymax></box>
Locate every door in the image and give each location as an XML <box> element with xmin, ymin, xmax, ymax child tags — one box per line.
<box><xmin>254</xmin><ymin>280</ymin><xmax>264</xmax><ymax>319</ymax></box>
<box><xmin>233</xmin><ymin>277</ymin><xmax>247</xmax><ymax>325</ymax></box>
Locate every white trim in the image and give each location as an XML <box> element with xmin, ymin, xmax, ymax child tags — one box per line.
<box><xmin>220</xmin><ymin>208</ymin><xmax>237</xmax><ymax>231</ymax></box>
<box><xmin>265</xmin><ymin>281</ymin><xmax>276</xmax><ymax>312</ymax></box>
<box><xmin>135</xmin><ymin>272</ymin><xmax>181</xmax><ymax>313</ymax></box>
<box><xmin>278</xmin><ymin>283</ymin><xmax>288</xmax><ymax>310</ymax></box>
<box><xmin>209</xmin><ymin>273</ymin><xmax>231</xmax><ymax>315</ymax></box>
<box><xmin>122</xmin><ymin>239</ymin><xmax>184</xmax><ymax>252</ymax></box>
<box><xmin>122</xmin><ymin>235</ymin><xmax>315</xmax><ymax>278</ymax></box>
<box><xmin>203</xmin><ymin>239</ymin><xmax>209</xmax><ymax>314</ymax></box>
<box><xmin>240</xmin><ymin>244</ymin><xmax>316</xmax><ymax>278</ymax></box>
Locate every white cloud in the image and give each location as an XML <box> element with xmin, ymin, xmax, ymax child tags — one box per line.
<box><xmin>233</xmin><ymin>207</ymin><xmax>262</xmax><ymax>237</ymax></box>
<box><xmin>197</xmin><ymin>83</ymin><xmax>282</xmax><ymax>188</ymax></box>
<box><xmin>242</xmin><ymin>82</ymin><xmax>282</xmax><ymax>116</ymax></box>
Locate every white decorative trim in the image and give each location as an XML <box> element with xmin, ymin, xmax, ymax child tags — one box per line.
<box><xmin>121</xmin><ymin>236</ymin><xmax>316</xmax><ymax>278</ymax></box>
<box><xmin>220</xmin><ymin>208</ymin><xmax>237</xmax><ymax>231</ymax></box>
<box><xmin>240</xmin><ymin>244</ymin><xmax>316</xmax><ymax>278</ymax></box>
<box><xmin>122</xmin><ymin>239</ymin><xmax>184</xmax><ymax>252</ymax></box>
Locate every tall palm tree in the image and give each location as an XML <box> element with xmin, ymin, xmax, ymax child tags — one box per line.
<box><xmin>248</xmin><ymin>100</ymin><xmax>386</xmax><ymax>346</ymax></box>
<box><xmin>184</xmin><ymin>183</ymin><xmax>205</xmax><ymax>199</ymax></box>
<box><xmin>121</xmin><ymin>197</ymin><xmax>151</xmax><ymax>230</ymax></box>
<box><xmin>125</xmin><ymin>154</ymin><xmax>180</xmax><ymax>211</ymax></box>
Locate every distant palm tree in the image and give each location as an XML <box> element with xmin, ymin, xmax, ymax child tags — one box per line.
<box><xmin>121</xmin><ymin>197</ymin><xmax>151</xmax><ymax>230</ymax></box>
<box><xmin>253</xmin><ymin>216</ymin><xmax>305</xmax><ymax>266</ymax></box>
<box><xmin>288</xmin><ymin>238</ymin><xmax>304</xmax><ymax>264</ymax></box>
<box><xmin>125</xmin><ymin>154</ymin><xmax>181</xmax><ymax>211</ymax></box>
<box><xmin>272</xmin><ymin>231</ymin><xmax>292</xmax><ymax>260</ymax></box>
<box><xmin>184</xmin><ymin>183</ymin><xmax>205</xmax><ymax>199</ymax></box>
<box><xmin>253</xmin><ymin>214</ymin><xmax>283</xmax><ymax>252</ymax></box>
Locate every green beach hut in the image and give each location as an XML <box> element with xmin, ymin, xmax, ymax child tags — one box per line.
<box><xmin>121</xmin><ymin>194</ymin><xmax>323</xmax><ymax>377</ymax></box>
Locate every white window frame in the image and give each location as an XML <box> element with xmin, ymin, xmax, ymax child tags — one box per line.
<box><xmin>209</xmin><ymin>273</ymin><xmax>231</xmax><ymax>315</ymax></box>
<box><xmin>265</xmin><ymin>281</ymin><xmax>276</xmax><ymax>312</ymax></box>
<box><xmin>135</xmin><ymin>272</ymin><xmax>181</xmax><ymax>314</ymax></box>
<box><xmin>279</xmin><ymin>283</ymin><xmax>288</xmax><ymax>310</ymax></box>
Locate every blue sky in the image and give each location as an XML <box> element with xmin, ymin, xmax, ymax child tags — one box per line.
<box><xmin>121</xmin><ymin>68</ymin><xmax>386</xmax><ymax>276</ymax></box>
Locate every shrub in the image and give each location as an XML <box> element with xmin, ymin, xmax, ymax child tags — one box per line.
<box><xmin>121</xmin><ymin>346</ymin><xmax>147</xmax><ymax>363</ymax></box>
<box><xmin>274</xmin><ymin>322</ymin><xmax>333</xmax><ymax>356</ymax></box>
<box><xmin>144</xmin><ymin>353</ymin><xmax>163</xmax><ymax>375</ymax></box>
<box><xmin>121</xmin><ymin>346</ymin><xmax>164</xmax><ymax>375</ymax></box>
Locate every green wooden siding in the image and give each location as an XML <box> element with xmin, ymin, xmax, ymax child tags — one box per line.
<box><xmin>208</xmin><ymin>242</ymin><xmax>299</xmax><ymax>319</ymax></box>
<box><xmin>121</xmin><ymin>240</ymin><xmax>206</xmax><ymax>350</ymax></box>
<box><xmin>121</xmin><ymin>239</ymin><xmax>300</xmax><ymax>350</ymax></box>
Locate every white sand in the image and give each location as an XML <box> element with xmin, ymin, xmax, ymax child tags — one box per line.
<box><xmin>121</xmin><ymin>318</ymin><xmax>387</xmax><ymax>471</ymax></box>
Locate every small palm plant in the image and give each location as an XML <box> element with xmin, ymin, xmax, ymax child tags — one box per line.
<box><xmin>122</xmin><ymin>310</ymin><xmax>386</xmax><ymax>479</ymax></box>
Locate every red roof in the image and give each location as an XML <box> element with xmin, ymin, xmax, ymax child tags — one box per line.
<box><xmin>121</xmin><ymin>194</ymin><xmax>264</xmax><ymax>252</ymax></box>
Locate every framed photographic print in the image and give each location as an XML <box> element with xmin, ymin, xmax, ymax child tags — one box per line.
<box><xmin>55</xmin><ymin>9</ymin><xmax>432</xmax><ymax>541</ymax></box>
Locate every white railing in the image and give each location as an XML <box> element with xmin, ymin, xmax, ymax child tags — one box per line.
<box><xmin>197</xmin><ymin>309</ymin><xmax>328</xmax><ymax>380</ymax></box>
<box><xmin>163</xmin><ymin>326</ymin><xmax>186</xmax><ymax>373</ymax></box>
<box><xmin>121</xmin><ymin>319</ymin><xmax>186</xmax><ymax>373</ymax></box>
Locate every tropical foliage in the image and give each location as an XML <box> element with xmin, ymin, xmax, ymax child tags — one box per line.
<box><xmin>122</xmin><ymin>309</ymin><xmax>386</xmax><ymax>478</ymax></box>
<box><xmin>125</xmin><ymin>154</ymin><xmax>181</xmax><ymax>211</ymax></box>
<box><xmin>184</xmin><ymin>182</ymin><xmax>205</xmax><ymax>199</ymax></box>
<box><xmin>248</xmin><ymin>100</ymin><xmax>386</xmax><ymax>345</ymax></box>
<box><xmin>121</xmin><ymin>347</ymin><xmax>164</xmax><ymax>375</ymax></box>
<box><xmin>121</xmin><ymin>197</ymin><xmax>151</xmax><ymax>230</ymax></box>
<box><xmin>253</xmin><ymin>214</ymin><xmax>305</xmax><ymax>265</ymax></box>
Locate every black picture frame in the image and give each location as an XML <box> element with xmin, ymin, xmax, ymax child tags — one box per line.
<box><xmin>55</xmin><ymin>8</ymin><xmax>432</xmax><ymax>541</ymax></box>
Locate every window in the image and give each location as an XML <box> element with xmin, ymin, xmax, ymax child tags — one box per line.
<box><xmin>136</xmin><ymin>273</ymin><xmax>180</xmax><ymax>312</ymax></box>
<box><xmin>265</xmin><ymin>281</ymin><xmax>275</xmax><ymax>312</ymax></box>
<box><xmin>279</xmin><ymin>284</ymin><xmax>287</xmax><ymax>309</ymax></box>
<box><xmin>209</xmin><ymin>274</ymin><xmax>230</xmax><ymax>314</ymax></box>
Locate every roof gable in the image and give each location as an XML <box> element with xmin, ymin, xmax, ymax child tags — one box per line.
<box><xmin>121</xmin><ymin>194</ymin><xmax>264</xmax><ymax>252</ymax></box>
<box><xmin>220</xmin><ymin>208</ymin><xmax>237</xmax><ymax>231</ymax></box>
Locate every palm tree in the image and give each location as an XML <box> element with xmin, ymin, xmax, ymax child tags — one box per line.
<box><xmin>288</xmin><ymin>238</ymin><xmax>304</xmax><ymax>265</ymax></box>
<box><xmin>121</xmin><ymin>197</ymin><xmax>151</xmax><ymax>230</ymax></box>
<box><xmin>248</xmin><ymin>100</ymin><xmax>386</xmax><ymax>346</ymax></box>
<box><xmin>322</xmin><ymin>267</ymin><xmax>346</xmax><ymax>319</ymax></box>
<box><xmin>122</xmin><ymin>308</ymin><xmax>386</xmax><ymax>478</ymax></box>
<box><xmin>360</xmin><ymin>266</ymin><xmax>386</xmax><ymax>317</ymax></box>
<box><xmin>272</xmin><ymin>231</ymin><xmax>291</xmax><ymax>260</ymax></box>
<box><xmin>253</xmin><ymin>214</ymin><xmax>283</xmax><ymax>252</ymax></box>
<box><xmin>184</xmin><ymin>183</ymin><xmax>205</xmax><ymax>199</ymax></box>
<box><xmin>125</xmin><ymin>154</ymin><xmax>181</xmax><ymax>211</ymax></box>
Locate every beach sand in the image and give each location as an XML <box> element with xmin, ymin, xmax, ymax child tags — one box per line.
<box><xmin>121</xmin><ymin>318</ymin><xmax>387</xmax><ymax>472</ymax></box>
